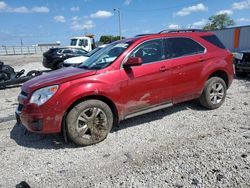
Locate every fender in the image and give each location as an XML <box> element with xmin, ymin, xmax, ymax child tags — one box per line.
<box><xmin>198</xmin><ymin>57</ymin><xmax>232</xmax><ymax>94</ymax></box>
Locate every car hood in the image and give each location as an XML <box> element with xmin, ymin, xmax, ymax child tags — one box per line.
<box><xmin>22</xmin><ymin>67</ymin><xmax>96</xmax><ymax>93</ymax></box>
<box><xmin>64</xmin><ymin>56</ymin><xmax>89</xmax><ymax>64</ymax></box>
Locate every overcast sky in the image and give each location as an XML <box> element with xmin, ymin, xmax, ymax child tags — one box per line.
<box><xmin>0</xmin><ymin>0</ymin><xmax>250</xmax><ymax>45</ymax></box>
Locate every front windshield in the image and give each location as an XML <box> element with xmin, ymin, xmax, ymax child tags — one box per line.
<box><xmin>86</xmin><ymin>46</ymin><xmax>104</xmax><ymax>57</ymax></box>
<box><xmin>79</xmin><ymin>41</ymin><xmax>132</xmax><ymax>70</ymax></box>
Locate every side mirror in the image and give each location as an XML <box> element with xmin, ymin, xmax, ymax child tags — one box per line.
<box><xmin>123</xmin><ymin>57</ymin><xmax>142</xmax><ymax>68</ymax></box>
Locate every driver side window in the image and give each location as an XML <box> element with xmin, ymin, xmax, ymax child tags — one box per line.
<box><xmin>129</xmin><ymin>39</ymin><xmax>164</xmax><ymax>64</ymax></box>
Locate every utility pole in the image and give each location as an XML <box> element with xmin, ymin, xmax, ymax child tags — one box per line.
<box><xmin>113</xmin><ymin>8</ymin><xmax>122</xmax><ymax>40</ymax></box>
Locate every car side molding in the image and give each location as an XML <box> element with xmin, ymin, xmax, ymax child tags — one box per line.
<box><xmin>124</xmin><ymin>101</ymin><xmax>173</xmax><ymax>120</ymax></box>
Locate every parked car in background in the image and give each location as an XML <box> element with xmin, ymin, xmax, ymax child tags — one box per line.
<box><xmin>63</xmin><ymin>45</ymin><xmax>107</xmax><ymax>67</ymax></box>
<box><xmin>16</xmin><ymin>29</ymin><xmax>234</xmax><ymax>146</ymax></box>
<box><xmin>42</xmin><ymin>47</ymin><xmax>88</xmax><ymax>70</ymax></box>
<box><xmin>233</xmin><ymin>50</ymin><xmax>250</xmax><ymax>78</ymax></box>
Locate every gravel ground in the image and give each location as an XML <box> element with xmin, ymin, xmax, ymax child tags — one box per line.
<box><xmin>0</xmin><ymin>55</ymin><xmax>249</xmax><ymax>188</ymax></box>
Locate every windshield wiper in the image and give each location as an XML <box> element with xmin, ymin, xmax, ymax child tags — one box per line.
<box><xmin>80</xmin><ymin>65</ymin><xmax>89</xmax><ymax>69</ymax></box>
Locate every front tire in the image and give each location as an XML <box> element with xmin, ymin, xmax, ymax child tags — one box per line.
<box><xmin>66</xmin><ymin>100</ymin><xmax>113</xmax><ymax>146</ymax></box>
<box><xmin>199</xmin><ymin>77</ymin><xmax>227</xmax><ymax>109</ymax></box>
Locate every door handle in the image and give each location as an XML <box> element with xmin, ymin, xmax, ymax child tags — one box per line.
<box><xmin>199</xmin><ymin>57</ymin><xmax>205</xmax><ymax>62</ymax></box>
<box><xmin>160</xmin><ymin>66</ymin><xmax>167</xmax><ymax>72</ymax></box>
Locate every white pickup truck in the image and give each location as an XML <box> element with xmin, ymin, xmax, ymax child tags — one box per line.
<box><xmin>69</xmin><ymin>35</ymin><xmax>96</xmax><ymax>52</ymax></box>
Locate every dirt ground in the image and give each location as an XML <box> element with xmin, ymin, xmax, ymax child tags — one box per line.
<box><xmin>0</xmin><ymin>55</ymin><xmax>249</xmax><ymax>188</ymax></box>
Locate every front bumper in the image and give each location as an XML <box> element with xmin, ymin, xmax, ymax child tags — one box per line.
<box><xmin>15</xmin><ymin>111</ymin><xmax>43</xmax><ymax>131</ymax></box>
<box><xmin>16</xmin><ymin>93</ymin><xmax>63</xmax><ymax>133</ymax></box>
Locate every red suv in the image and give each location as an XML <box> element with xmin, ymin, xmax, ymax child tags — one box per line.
<box><xmin>16</xmin><ymin>30</ymin><xmax>234</xmax><ymax>146</ymax></box>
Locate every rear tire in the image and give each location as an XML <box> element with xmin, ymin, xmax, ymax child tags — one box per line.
<box><xmin>199</xmin><ymin>77</ymin><xmax>227</xmax><ymax>109</ymax></box>
<box><xmin>66</xmin><ymin>100</ymin><xmax>113</xmax><ymax>146</ymax></box>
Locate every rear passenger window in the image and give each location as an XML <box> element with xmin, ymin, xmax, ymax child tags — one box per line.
<box><xmin>129</xmin><ymin>39</ymin><xmax>164</xmax><ymax>64</ymax></box>
<box><xmin>63</xmin><ymin>49</ymin><xmax>72</xmax><ymax>54</ymax></box>
<box><xmin>165</xmin><ymin>37</ymin><xmax>205</xmax><ymax>59</ymax></box>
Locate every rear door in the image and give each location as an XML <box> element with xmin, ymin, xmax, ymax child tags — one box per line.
<box><xmin>164</xmin><ymin>37</ymin><xmax>206</xmax><ymax>103</ymax></box>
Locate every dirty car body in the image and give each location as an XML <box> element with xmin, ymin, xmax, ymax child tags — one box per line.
<box><xmin>16</xmin><ymin>30</ymin><xmax>234</xmax><ymax>146</ymax></box>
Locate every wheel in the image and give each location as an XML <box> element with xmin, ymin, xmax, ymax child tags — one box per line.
<box><xmin>66</xmin><ymin>100</ymin><xmax>113</xmax><ymax>146</ymax></box>
<box><xmin>235</xmin><ymin>71</ymin><xmax>247</xmax><ymax>78</ymax></box>
<box><xmin>199</xmin><ymin>77</ymin><xmax>227</xmax><ymax>109</ymax></box>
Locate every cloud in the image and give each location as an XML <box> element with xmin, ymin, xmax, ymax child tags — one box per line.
<box><xmin>31</xmin><ymin>6</ymin><xmax>49</xmax><ymax>13</ymax></box>
<box><xmin>191</xmin><ymin>19</ymin><xmax>208</xmax><ymax>28</ymax></box>
<box><xmin>216</xmin><ymin>9</ymin><xmax>233</xmax><ymax>15</ymax></box>
<box><xmin>11</xmin><ymin>6</ymin><xmax>29</xmax><ymax>13</ymax></box>
<box><xmin>90</xmin><ymin>10</ymin><xmax>113</xmax><ymax>19</ymax></box>
<box><xmin>71</xmin><ymin>16</ymin><xmax>79</xmax><ymax>21</ymax></box>
<box><xmin>0</xmin><ymin>1</ymin><xmax>49</xmax><ymax>13</ymax></box>
<box><xmin>71</xmin><ymin>20</ymin><xmax>95</xmax><ymax>31</ymax></box>
<box><xmin>0</xmin><ymin>1</ymin><xmax>7</xmax><ymax>10</ymax></box>
<box><xmin>237</xmin><ymin>17</ymin><xmax>250</xmax><ymax>22</ymax></box>
<box><xmin>175</xmin><ymin>3</ymin><xmax>208</xmax><ymax>16</ymax></box>
<box><xmin>70</xmin><ymin>6</ymin><xmax>80</xmax><ymax>12</ymax></box>
<box><xmin>232</xmin><ymin>0</ymin><xmax>250</xmax><ymax>10</ymax></box>
<box><xmin>54</xmin><ymin>16</ymin><xmax>66</xmax><ymax>23</ymax></box>
<box><xmin>124</xmin><ymin>0</ymin><xmax>132</xmax><ymax>5</ymax></box>
<box><xmin>168</xmin><ymin>24</ymin><xmax>181</xmax><ymax>29</ymax></box>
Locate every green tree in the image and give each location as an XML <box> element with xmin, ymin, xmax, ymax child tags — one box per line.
<box><xmin>99</xmin><ymin>35</ymin><xmax>125</xmax><ymax>44</ymax></box>
<box><xmin>203</xmin><ymin>14</ymin><xmax>235</xmax><ymax>31</ymax></box>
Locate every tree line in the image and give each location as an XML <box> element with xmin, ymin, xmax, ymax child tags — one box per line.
<box><xmin>98</xmin><ymin>13</ymin><xmax>235</xmax><ymax>43</ymax></box>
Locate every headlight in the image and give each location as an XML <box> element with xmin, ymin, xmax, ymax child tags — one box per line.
<box><xmin>30</xmin><ymin>85</ymin><xmax>59</xmax><ymax>106</ymax></box>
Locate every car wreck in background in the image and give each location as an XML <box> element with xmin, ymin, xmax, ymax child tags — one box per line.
<box><xmin>0</xmin><ymin>61</ymin><xmax>43</xmax><ymax>89</ymax></box>
<box><xmin>233</xmin><ymin>50</ymin><xmax>250</xmax><ymax>78</ymax></box>
<box><xmin>42</xmin><ymin>47</ymin><xmax>88</xmax><ymax>70</ymax></box>
<box><xmin>63</xmin><ymin>44</ymin><xmax>107</xmax><ymax>67</ymax></box>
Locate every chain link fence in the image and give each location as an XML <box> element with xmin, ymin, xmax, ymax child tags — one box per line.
<box><xmin>0</xmin><ymin>45</ymin><xmax>57</xmax><ymax>55</ymax></box>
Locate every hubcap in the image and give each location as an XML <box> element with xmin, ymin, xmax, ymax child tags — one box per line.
<box><xmin>76</xmin><ymin>107</ymin><xmax>108</xmax><ymax>141</ymax></box>
<box><xmin>209</xmin><ymin>83</ymin><xmax>225</xmax><ymax>104</ymax></box>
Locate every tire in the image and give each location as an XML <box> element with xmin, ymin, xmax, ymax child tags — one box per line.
<box><xmin>66</xmin><ymin>100</ymin><xmax>113</xmax><ymax>146</ymax></box>
<box><xmin>199</xmin><ymin>77</ymin><xmax>227</xmax><ymax>109</ymax></box>
<box><xmin>235</xmin><ymin>71</ymin><xmax>247</xmax><ymax>78</ymax></box>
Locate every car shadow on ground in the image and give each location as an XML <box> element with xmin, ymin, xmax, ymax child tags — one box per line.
<box><xmin>10</xmin><ymin>123</ymin><xmax>75</xmax><ymax>149</ymax></box>
<box><xmin>10</xmin><ymin>100</ymin><xmax>207</xmax><ymax>149</ymax></box>
<box><xmin>111</xmin><ymin>100</ymin><xmax>206</xmax><ymax>133</ymax></box>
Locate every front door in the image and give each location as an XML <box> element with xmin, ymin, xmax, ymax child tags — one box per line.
<box><xmin>120</xmin><ymin>38</ymin><xmax>173</xmax><ymax>117</ymax></box>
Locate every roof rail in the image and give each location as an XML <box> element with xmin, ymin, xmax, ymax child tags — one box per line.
<box><xmin>134</xmin><ymin>34</ymin><xmax>155</xmax><ymax>37</ymax></box>
<box><xmin>158</xmin><ymin>29</ymin><xmax>206</xmax><ymax>34</ymax></box>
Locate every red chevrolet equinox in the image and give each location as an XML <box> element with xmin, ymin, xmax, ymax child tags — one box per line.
<box><xmin>16</xmin><ymin>30</ymin><xmax>234</xmax><ymax>146</ymax></box>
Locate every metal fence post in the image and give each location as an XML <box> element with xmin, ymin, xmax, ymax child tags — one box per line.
<box><xmin>4</xmin><ymin>46</ymin><xmax>8</xmax><ymax>55</ymax></box>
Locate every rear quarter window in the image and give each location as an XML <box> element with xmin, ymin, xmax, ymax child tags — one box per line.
<box><xmin>201</xmin><ymin>35</ymin><xmax>226</xmax><ymax>49</ymax></box>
